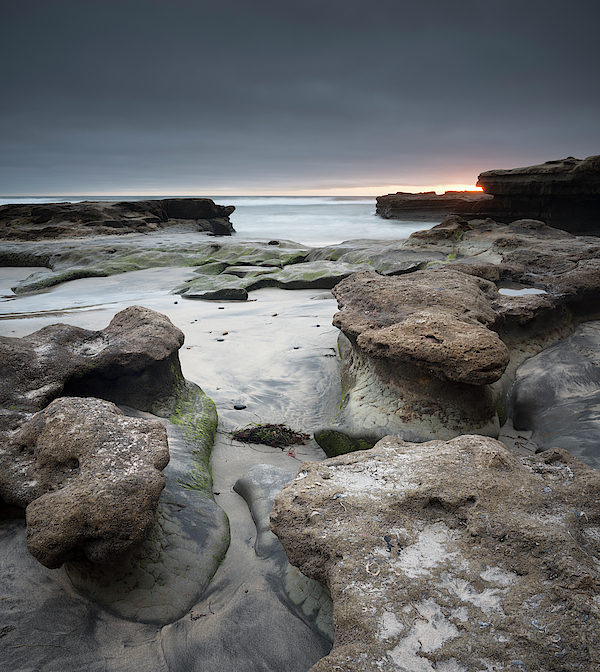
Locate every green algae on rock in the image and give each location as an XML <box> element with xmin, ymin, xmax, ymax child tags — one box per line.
<box><xmin>65</xmin><ymin>383</ymin><xmax>230</xmax><ymax>625</ymax></box>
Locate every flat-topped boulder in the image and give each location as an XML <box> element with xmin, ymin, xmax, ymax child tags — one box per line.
<box><xmin>0</xmin><ymin>198</ymin><xmax>236</xmax><ymax>240</ymax></box>
<box><xmin>271</xmin><ymin>434</ymin><xmax>600</xmax><ymax>672</ymax></box>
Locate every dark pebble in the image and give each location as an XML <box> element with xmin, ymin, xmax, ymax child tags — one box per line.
<box><xmin>217</xmin><ymin>338</ymin><xmax>225</xmax><ymax>342</ymax></box>
<box><xmin>233</xmin><ymin>404</ymin><xmax>247</xmax><ymax>410</ymax></box>
<box><xmin>174</xmin><ymin>301</ymin><xmax>178</xmax><ymax>304</ymax></box>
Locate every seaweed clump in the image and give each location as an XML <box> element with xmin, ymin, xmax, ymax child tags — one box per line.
<box><xmin>231</xmin><ymin>423</ymin><xmax>310</xmax><ymax>449</ymax></box>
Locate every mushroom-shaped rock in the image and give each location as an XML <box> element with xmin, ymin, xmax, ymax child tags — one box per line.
<box><xmin>4</xmin><ymin>397</ymin><xmax>169</xmax><ymax>568</ymax></box>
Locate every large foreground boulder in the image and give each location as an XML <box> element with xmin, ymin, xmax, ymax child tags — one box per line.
<box><xmin>0</xmin><ymin>305</ymin><xmax>185</xmax><ymax>433</ymax></box>
<box><xmin>0</xmin><ymin>306</ymin><xmax>195</xmax><ymax>571</ymax></box>
<box><xmin>271</xmin><ymin>435</ymin><xmax>600</xmax><ymax>672</ymax></box>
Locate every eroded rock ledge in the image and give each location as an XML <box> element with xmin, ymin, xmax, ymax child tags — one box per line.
<box><xmin>0</xmin><ymin>198</ymin><xmax>235</xmax><ymax>239</ymax></box>
<box><xmin>377</xmin><ymin>155</ymin><xmax>600</xmax><ymax>234</ymax></box>
<box><xmin>315</xmin><ymin>216</ymin><xmax>600</xmax><ymax>456</ymax></box>
<box><xmin>271</xmin><ymin>434</ymin><xmax>600</xmax><ymax>672</ymax></box>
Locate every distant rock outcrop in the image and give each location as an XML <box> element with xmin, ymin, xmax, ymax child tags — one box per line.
<box><xmin>376</xmin><ymin>190</ymin><xmax>491</xmax><ymax>220</ymax></box>
<box><xmin>377</xmin><ymin>155</ymin><xmax>600</xmax><ymax>235</ymax></box>
<box><xmin>476</xmin><ymin>155</ymin><xmax>600</xmax><ymax>234</ymax></box>
<box><xmin>0</xmin><ymin>198</ymin><xmax>236</xmax><ymax>239</ymax></box>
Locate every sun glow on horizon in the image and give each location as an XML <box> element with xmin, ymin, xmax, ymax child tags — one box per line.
<box><xmin>1</xmin><ymin>184</ymin><xmax>483</xmax><ymax>199</ymax></box>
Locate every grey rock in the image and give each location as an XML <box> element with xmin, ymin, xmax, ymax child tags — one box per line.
<box><xmin>508</xmin><ymin>320</ymin><xmax>600</xmax><ymax>469</ymax></box>
<box><xmin>376</xmin><ymin>155</ymin><xmax>600</xmax><ymax>235</ymax></box>
<box><xmin>65</xmin><ymin>402</ymin><xmax>229</xmax><ymax>624</ymax></box>
<box><xmin>0</xmin><ymin>305</ymin><xmax>185</xmax><ymax>434</ymax></box>
<box><xmin>234</xmin><ymin>464</ymin><xmax>334</xmax><ymax>641</ymax></box>
<box><xmin>271</xmin><ymin>434</ymin><xmax>600</xmax><ymax>672</ymax></box>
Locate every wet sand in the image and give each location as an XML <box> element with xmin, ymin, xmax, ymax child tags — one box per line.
<box><xmin>0</xmin><ymin>265</ymin><xmax>340</xmax><ymax>670</ymax></box>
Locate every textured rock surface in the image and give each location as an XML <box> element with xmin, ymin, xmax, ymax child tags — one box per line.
<box><xmin>508</xmin><ymin>320</ymin><xmax>600</xmax><ymax>470</ymax></box>
<box><xmin>315</xmin><ymin>268</ymin><xmax>508</xmax><ymax>454</ymax></box>
<box><xmin>376</xmin><ymin>190</ymin><xmax>491</xmax><ymax>220</ymax></box>
<box><xmin>476</xmin><ymin>155</ymin><xmax>600</xmax><ymax>234</ymax></box>
<box><xmin>332</xmin><ymin>269</ymin><xmax>508</xmax><ymax>385</ymax></box>
<box><xmin>316</xmin><ymin>217</ymin><xmax>600</xmax><ymax>455</ymax></box>
<box><xmin>0</xmin><ymin>305</ymin><xmax>185</xmax><ymax>434</ymax></box>
<box><xmin>7</xmin><ymin>397</ymin><xmax>169</xmax><ymax>568</ymax></box>
<box><xmin>0</xmin><ymin>198</ymin><xmax>236</xmax><ymax>239</ymax></box>
<box><xmin>377</xmin><ymin>156</ymin><xmax>600</xmax><ymax>234</ymax></box>
<box><xmin>176</xmin><ymin>259</ymin><xmax>373</xmax><ymax>299</ymax></box>
<box><xmin>0</xmin><ymin>306</ymin><xmax>229</xmax><ymax>587</ymax></box>
<box><xmin>64</xmin><ymin>400</ymin><xmax>229</xmax><ymax>624</ymax></box>
<box><xmin>271</xmin><ymin>435</ymin><xmax>600</xmax><ymax>672</ymax></box>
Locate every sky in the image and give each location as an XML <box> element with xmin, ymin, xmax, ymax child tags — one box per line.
<box><xmin>1</xmin><ymin>0</ymin><xmax>599</xmax><ymax>196</ymax></box>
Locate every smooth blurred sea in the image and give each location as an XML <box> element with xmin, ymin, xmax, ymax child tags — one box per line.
<box><xmin>0</xmin><ymin>195</ymin><xmax>430</xmax><ymax>246</ymax></box>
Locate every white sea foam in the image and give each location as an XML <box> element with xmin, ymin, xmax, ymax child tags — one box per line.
<box><xmin>0</xmin><ymin>195</ymin><xmax>430</xmax><ymax>246</ymax></box>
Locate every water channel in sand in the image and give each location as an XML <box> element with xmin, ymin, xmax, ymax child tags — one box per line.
<box><xmin>0</xmin><ymin>263</ymin><xmax>343</xmax><ymax>668</ymax></box>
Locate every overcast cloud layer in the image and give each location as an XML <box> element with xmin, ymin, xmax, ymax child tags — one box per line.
<box><xmin>1</xmin><ymin>0</ymin><xmax>599</xmax><ymax>195</ymax></box>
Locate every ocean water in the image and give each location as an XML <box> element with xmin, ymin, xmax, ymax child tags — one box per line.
<box><xmin>0</xmin><ymin>195</ymin><xmax>431</xmax><ymax>246</ymax></box>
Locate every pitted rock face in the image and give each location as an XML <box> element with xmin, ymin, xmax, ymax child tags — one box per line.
<box><xmin>0</xmin><ymin>305</ymin><xmax>185</xmax><ymax>433</ymax></box>
<box><xmin>332</xmin><ymin>269</ymin><xmax>509</xmax><ymax>386</ymax></box>
<box><xmin>271</xmin><ymin>435</ymin><xmax>600</xmax><ymax>672</ymax></box>
<box><xmin>5</xmin><ymin>396</ymin><xmax>170</xmax><ymax>568</ymax></box>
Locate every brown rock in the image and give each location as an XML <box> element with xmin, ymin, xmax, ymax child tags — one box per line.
<box><xmin>11</xmin><ymin>397</ymin><xmax>169</xmax><ymax>568</ymax></box>
<box><xmin>0</xmin><ymin>305</ymin><xmax>185</xmax><ymax>434</ymax></box>
<box><xmin>333</xmin><ymin>269</ymin><xmax>507</xmax><ymax>386</ymax></box>
<box><xmin>377</xmin><ymin>156</ymin><xmax>600</xmax><ymax>234</ymax></box>
<box><xmin>271</xmin><ymin>435</ymin><xmax>600</xmax><ymax>672</ymax></box>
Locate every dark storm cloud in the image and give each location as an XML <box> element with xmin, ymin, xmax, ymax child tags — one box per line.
<box><xmin>1</xmin><ymin>0</ymin><xmax>599</xmax><ymax>193</ymax></box>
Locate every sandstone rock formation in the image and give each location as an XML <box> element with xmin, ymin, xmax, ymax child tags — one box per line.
<box><xmin>0</xmin><ymin>305</ymin><xmax>185</xmax><ymax>434</ymax></box>
<box><xmin>271</xmin><ymin>434</ymin><xmax>600</xmax><ymax>672</ymax></box>
<box><xmin>9</xmin><ymin>397</ymin><xmax>169</xmax><ymax>568</ymax></box>
<box><xmin>377</xmin><ymin>155</ymin><xmax>600</xmax><ymax>235</ymax></box>
<box><xmin>376</xmin><ymin>190</ymin><xmax>491</xmax><ymax>220</ymax></box>
<box><xmin>0</xmin><ymin>198</ymin><xmax>235</xmax><ymax>240</ymax></box>
<box><xmin>476</xmin><ymin>155</ymin><xmax>600</xmax><ymax>235</ymax></box>
<box><xmin>315</xmin><ymin>216</ymin><xmax>600</xmax><ymax>456</ymax></box>
<box><xmin>507</xmin><ymin>320</ymin><xmax>600</xmax><ymax>470</ymax></box>
<box><xmin>0</xmin><ymin>306</ymin><xmax>197</xmax><ymax>569</ymax></box>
